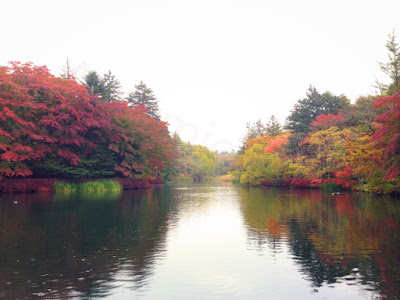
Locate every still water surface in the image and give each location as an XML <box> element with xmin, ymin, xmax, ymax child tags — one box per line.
<box><xmin>0</xmin><ymin>183</ymin><xmax>399</xmax><ymax>299</ymax></box>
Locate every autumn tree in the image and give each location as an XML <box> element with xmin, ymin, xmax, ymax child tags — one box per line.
<box><xmin>215</xmin><ymin>152</ymin><xmax>235</xmax><ymax>176</ymax></box>
<box><xmin>127</xmin><ymin>81</ymin><xmax>160</xmax><ymax>120</ymax></box>
<box><xmin>343</xmin><ymin>136</ymin><xmax>384</xmax><ymax>190</ymax></box>
<box><xmin>191</xmin><ymin>145</ymin><xmax>216</xmax><ymax>180</ymax></box>
<box><xmin>107</xmin><ymin>103</ymin><xmax>175</xmax><ymax>178</ymax></box>
<box><xmin>0</xmin><ymin>62</ymin><xmax>175</xmax><ymax>180</ymax></box>
<box><xmin>0</xmin><ymin>62</ymin><xmax>114</xmax><ymax>178</ymax></box>
<box><xmin>240</xmin><ymin>143</ymin><xmax>284</xmax><ymax>186</ymax></box>
<box><xmin>285</xmin><ymin>86</ymin><xmax>350</xmax><ymax>154</ymax></box>
<box><xmin>166</xmin><ymin>134</ymin><xmax>217</xmax><ymax>181</ymax></box>
<box><xmin>286</xmin><ymin>86</ymin><xmax>349</xmax><ymax>133</ymax></box>
<box><xmin>238</xmin><ymin>119</ymin><xmax>268</xmax><ymax>154</ymax></box>
<box><xmin>310</xmin><ymin>112</ymin><xmax>345</xmax><ymax>131</ymax></box>
<box><xmin>306</xmin><ymin>127</ymin><xmax>352</xmax><ymax>179</ymax></box>
<box><xmin>236</xmin><ymin>133</ymin><xmax>289</xmax><ymax>185</ymax></box>
<box><xmin>373</xmin><ymin>93</ymin><xmax>400</xmax><ymax>179</ymax></box>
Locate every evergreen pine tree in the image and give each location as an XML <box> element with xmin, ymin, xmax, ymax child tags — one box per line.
<box><xmin>254</xmin><ymin>119</ymin><xmax>266</xmax><ymax>136</ymax></box>
<box><xmin>378</xmin><ymin>31</ymin><xmax>400</xmax><ymax>95</ymax></box>
<box><xmin>101</xmin><ymin>71</ymin><xmax>122</xmax><ymax>102</ymax></box>
<box><xmin>127</xmin><ymin>81</ymin><xmax>160</xmax><ymax>120</ymax></box>
<box><xmin>83</xmin><ymin>71</ymin><xmax>104</xmax><ymax>97</ymax></box>
<box><xmin>266</xmin><ymin>115</ymin><xmax>281</xmax><ymax>137</ymax></box>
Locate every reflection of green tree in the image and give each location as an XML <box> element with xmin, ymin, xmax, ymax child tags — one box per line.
<box><xmin>0</xmin><ymin>187</ymin><xmax>174</xmax><ymax>299</ymax></box>
<box><xmin>239</xmin><ymin>187</ymin><xmax>400</xmax><ymax>298</ymax></box>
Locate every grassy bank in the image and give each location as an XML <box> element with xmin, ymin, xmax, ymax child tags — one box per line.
<box><xmin>170</xmin><ymin>176</ymin><xmax>217</xmax><ymax>183</ymax></box>
<box><xmin>54</xmin><ymin>180</ymin><xmax>122</xmax><ymax>193</ymax></box>
<box><xmin>171</xmin><ymin>176</ymin><xmax>194</xmax><ymax>183</ymax></box>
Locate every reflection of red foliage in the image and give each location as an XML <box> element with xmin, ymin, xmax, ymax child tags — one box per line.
<box><xmin>0</xmin><ymin>177</ymin><xmax>164</xmax><ymax>193</ymax></box>
<box><xmin>276</xmin><ymin>178</ymin><xmax>356</xmax><ymax>189</ymax></box>
<box><xmin>115</xmin><ymin>178</ymin><xmax>151</xmax><ymax>189</ymax></box>
<box><xmin>384</xmin><ymin>217</ymin><xmax>400</xmax><ymax>230</ymax></box>
<box><xmin>265</xmin><ymin>218</ymin><xmax>283</xmax><ymax>237</ymax></box>
<box><xmin>335</xmin><ymin>196</ymin><xmax>354</xmax><ymax>216</ymax></box>
<box><xmin>0</xmin><ymin>178</ymin><xmax>55</xmax><ymax>193</ymax></box>
<box><xmin>149</xmin><ymin>177</ymin><xmax>163</xmax><ymax>184</ymax></box>
<box><xmin>374</xmin><ymin>254</ymin><xmax>400</xmax><ymax>298</ymax></box>
<box><xmin>260</xmin><ymin>179</ymin><xmax>274</xmax><ymax>186</ymax></box>
<box><xmin>280</xmin><ymin>178</ymin><xmax>313</xmax><ymax>188</ymax></box>
<box><xmin>291</xmin><ymin>178</ymin><xmax>313</xmax><ymax>187</ymax></box>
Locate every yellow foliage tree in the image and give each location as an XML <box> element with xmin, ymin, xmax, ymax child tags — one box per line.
<box><xmin>306</xmin><ymin>127</ymin><xmax>353</xmax><ymax>179</ymax></box>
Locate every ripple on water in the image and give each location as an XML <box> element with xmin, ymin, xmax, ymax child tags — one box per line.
<box><xmin>0</xmin><ymin>184</ymin><xmax>399</xmax><ymax>299</ymax></box>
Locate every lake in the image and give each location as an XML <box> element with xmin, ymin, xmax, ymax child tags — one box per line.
<box><xmin>0</xmin><ymin>183</ymin><xmax>399</xmax><ymax>299</ymax></box>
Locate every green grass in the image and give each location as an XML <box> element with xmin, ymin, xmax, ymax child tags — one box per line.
<box><xmin>198</xmin><ymin>176</ymin><xmax>214</xmax><ymax>183</ymax></box>
<box><xmin>54</xmin><ymin>180</ymin><xmax>122</xmax><ymax>193</ymax></box>
<box><xmin>172</xmin><ymin>176</ymin><xmax>194</xmax><ymax>183</ymax></box>
<box><xmin>321</xmin><ymin>182</ymin><xmax>341</xmax><ymax>193</ymax></box>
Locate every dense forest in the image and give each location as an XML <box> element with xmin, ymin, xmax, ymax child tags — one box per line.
<box><xmin>0</xmin><ymin>61</ymin><xmax>226</xmax><ymax>189</ymax></box>
<box><xmin>232</xmin><ymin>33</ymin><xmax>400</xmax><ymax>194</ymax></box>
<box><xmin>0</xmin><ymin>32</ymin><xmax>399</xmax><ymax>194</ymax></box>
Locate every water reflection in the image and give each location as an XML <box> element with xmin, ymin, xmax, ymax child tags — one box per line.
<box><xmin>0</xmin><ymin>184</ymin><xmax>399</xmax><ymax>299</ymax></box>
<box><xmin>0</xmin><ymin>188</ymin><xmax>173</xmax><ymax>299</ymax></box>
<box><xmin>240</xmin><ymin>187</ymin><xmax>400</xmax><ymax>299</ymax></box>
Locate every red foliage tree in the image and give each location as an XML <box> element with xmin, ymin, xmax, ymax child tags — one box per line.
<box><xmin>264</xmin><ymin>132</ymin><xmax>290</xmax><ymax>154</ymax></box>
<box><xmin>373</xmin><ymin>93</ymin><xmax>400</xmax><ymax>179</ymax></box>
<box><xmin>107</xmin><ymin>103</ymin><xmax>176</xmax><ymax>178</ymax></box>
<box><xmin>0</xmin><ymin>62</ymin><xmax>115</xmax><ymax>178</ymax></box>
<box><xmin>310</xmin><ymin>111</ymin><xmax>345</xmax><ymax>131</ymax></box>
<box><xmin>0</xmin><ymin>62</ymin><xmax>175</xmax><ymax>179</ymax></box>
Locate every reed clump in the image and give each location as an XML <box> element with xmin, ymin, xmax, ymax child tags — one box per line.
<box><xmin>54</xmin><ymin>180</ymin><xmax>122</xmax><ymax>193</ymax></box>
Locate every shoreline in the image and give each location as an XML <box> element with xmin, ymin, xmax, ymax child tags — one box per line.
<box><xmin>0</xmin><ymin>177</ymin><xmax>163</xmax><ymax>193</ymax></box>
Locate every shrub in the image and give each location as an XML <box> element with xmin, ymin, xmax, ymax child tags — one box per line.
<box><xmin>321</xmin><ymin>182</ymin><xmax>341</xmax><ymax>192</ymax></box>
<box><xmin>172</xmin><ymin>176</ymin><xmax>194</xmax><ymax>183</ymax></box>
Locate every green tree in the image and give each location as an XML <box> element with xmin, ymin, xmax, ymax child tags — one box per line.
<box><xmin>345</xmin><ymin>96</ymin><xmax>379</xmax><ymax>135</ymax></box>
<box><xmin>239</xmin><ymin>119</ymin><xmax>267</xmax><ymax>154</ymax></box>
<box><xmin>191</xmin><ymin>145</ymin><xmax>216</xmax><ymax>180</ymax></box>
<box><xmin>285</xmin><ymin>86</ymin><xmax>350</xmax><ymax>154</ymax></box>
<box><xmin>240</xmin><ymin>143</ymin><xmax>284</xmax><ymax>185</ymax></box>
<box><xmin>102</xmin><ymin>71</ymin><xmax>122</xmax><ymax>102</ymax></box>
<box><xmin>286</xmin><ymin>86</ymin><xmax>350</xmax><ymax>133</ymax></box>
<box><xmin>266</xmin><ymin>115</ymin><xmax>281</xmax><ymax>137</ymax></box>
<box><xmin>243</xmin><ymin>122</ymin><xmax>258</xmax><ymax>142</ymax></box>
<box><xmin>254</xmin><ymin>119</ymin><xmax>266</xmax><ymax>136</ymax></box>
<box><xmin>83</xmin><ymin>71</ymin><xmax>104</xmax><ymax>97</ymax></box>
<box><xmin>378</xmin><ymin>31</ymin><xmax>400</xmax><ymax>95</ymax></box>
<box><xmin>127</xmin><ymin>81</ymin><xmax>160</xmax><ymax>120</ymax></box>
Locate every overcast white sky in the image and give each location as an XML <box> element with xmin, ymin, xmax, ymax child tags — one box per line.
<box><xmin>1</xmin><ymin>0</ymin><xmax>399</xmax><ymax>151</ymax></box>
